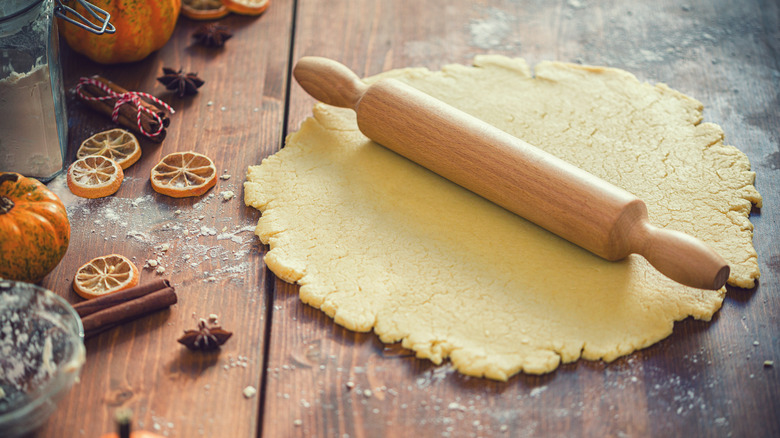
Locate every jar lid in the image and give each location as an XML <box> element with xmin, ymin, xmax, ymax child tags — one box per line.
<box><xmin>54</xmin><ymin>0</ymin><xmax>115</xmax><ymax>34</ymax></box>
<box><xmin>0</xmin><ymin>0</ymin><xmax>43</xmax><ymax>22</ymax></box>
<box><xmin>0</xmin><ymin>1</ymin><xmax>115</xmax><ymax>34</ymax></box>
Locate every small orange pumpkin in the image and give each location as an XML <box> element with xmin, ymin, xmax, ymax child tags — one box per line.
<box><xmin>59</xmin><ymin>0</ymin><xmax>182</xmax><ymax>64</ymax></box>
<box><xmin>0</xmin><ymin>173</ymin><xmax>70</xmax><ymax>283</ymax></box>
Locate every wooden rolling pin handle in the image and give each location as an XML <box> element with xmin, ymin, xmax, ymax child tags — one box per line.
<box><xmin>293</xmin><ymin>57</ymin><xmax>367</xmax><ymax>109</ymax></box>
<box><xmin>293</xmin><ymin>57</ymin><xmax>730</xmax><ymax>290</ymax></box>
<box><xmin>630</xmin><ymin>221</ymin><xmax>730</xmax><ymax>290</ymax></box>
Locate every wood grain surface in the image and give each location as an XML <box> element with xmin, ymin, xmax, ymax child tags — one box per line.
<box><xmin>26</xmin><ymin>0</ymin><xmax>779</xmax><ymax>437</ymax></box>
<box><xmin>34</xmin><ymin>2</ymin><xmax>294</xmax><ymax>436</ymax></box>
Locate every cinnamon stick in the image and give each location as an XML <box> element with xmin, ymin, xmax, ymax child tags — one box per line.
<box><xmin>90</xmin><ymin>76</ymin><xmax>171</xmax><ymax>130</ymax></box>
<box><xmin>77</xmin><ymin>89</ymin><xmax>167</xmax><ymax>142</ymax></box>
<box><xmin>78</xmin><ymin>86</ymin><xmax>168</xmax><ymax>142</ymax></box>
<box><xmin>73</xmin><ymin>279</ymin><xmax>170</xmax><ymax>318</ymax></box>
<box><xmin>93</xmin><ymin>76</ymin><xmax>167</xmax><ymax>112</ymax></box>
<box><xmin>81</xmin><ymin>287</ymin><xmax>178</xmax><ymax>339</ymax></box>
<box><xmin>76</xmin><ymin>75</ymin><xmax>170</xmax><ymax>142</ymax></box>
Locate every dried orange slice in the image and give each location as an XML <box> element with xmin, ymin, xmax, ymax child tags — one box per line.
<box><xmin>150</xmin><ymin>151</ymin><xmax>217</xmax><ymax>198</ymax></box>
<box><xmin>224</xmin><ymin>0</ymin><xmax>270</xmax><ymax>15</ymax></box>
<box><xmin>73</xmin><ymin>254</ymin><xmax>139</xmax><ymax>299</ymax></box>
<box><xmin>77</xmin><ymin>129</ymin><xmax>141</xmax><ymax>170</ymax></box>
<box><xmin>181</xmin><ymin>0</ymin><xmax>229</xmax><ymax>20</ymax></box>
<box><xmin>67</xmin><ymin>155</ymin><xmax>124</xmax><ymax>199</ymax></box>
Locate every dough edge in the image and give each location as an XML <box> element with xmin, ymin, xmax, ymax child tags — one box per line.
<box><xmin>244</xmin><ymin>56</ymin><xmax>759</xmax><ymax>380</ymax></box>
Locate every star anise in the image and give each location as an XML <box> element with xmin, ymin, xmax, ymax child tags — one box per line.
<box><xmin>177</xmin><ymin>318</ymin><xmax>232</xmax><ymax>351</ymax></box>
<box><xmin>157</xmin><ymin>67</ymin><xmax>204</xmax><ymax>98</ymax></box>
<box><xmin>192</xmin><ymin>23</ymin><xmax>233</xmax><ymax>48</ymax></box>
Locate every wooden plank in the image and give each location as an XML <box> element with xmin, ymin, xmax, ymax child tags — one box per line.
<box><xmin>262</xmin><ymin>0</ymin><xmax>779</xmax><ymax>437</ymax></box>
<box><xmin>33</xmin><ymin>2</ymin><xmax>295</xmax><ymax>436</ymax></box>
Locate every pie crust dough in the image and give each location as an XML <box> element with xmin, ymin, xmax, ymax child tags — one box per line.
<box><xmin>244</xmin><ymin>56</ymin><xmax>761</xmax><ymax>380</ymax></box>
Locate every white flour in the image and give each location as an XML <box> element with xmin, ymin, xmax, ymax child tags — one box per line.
<box><xmin>0</xmin><ymin>64</ymin><xmax>63</xmax><ymax>179</ymax></box>
<box><xmin>46</xmin><ymin>174</ymin><xmax>257</xmax><ymax>284</ymax></box>
<box><xmin>469</xmin><ymin>7</ymin><xmax>518</xmax><ymax>50</ymax></box>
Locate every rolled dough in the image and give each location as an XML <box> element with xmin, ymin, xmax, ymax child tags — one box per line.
<box><xmin>244</xmin><ymin>56</ymin><xmax>761</xmax><ymax>380</ymax></box>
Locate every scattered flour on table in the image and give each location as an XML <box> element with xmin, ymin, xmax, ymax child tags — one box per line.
<box><xmin>136</xmin><ymin>411</ymin><xmax>175</xmax><ymax>437</ymax></box>
<box><xmin>262</xmin><ymin>336</ymin><xmax>752</xmax><ymax>438</ymax></box>
<box><xmin>46</xmin><ymin>174</ymin><xmax>257</xmax><ymax>283</ymax></box>
<box><xmin>469</xmin><ymin>7</ymin><xmax>519</xmax><ymax>50</ymax></box>
<box><xmin>243</xmin><ymin>385</ymin><xmax>257</xmax><ymax>398</ymax></box>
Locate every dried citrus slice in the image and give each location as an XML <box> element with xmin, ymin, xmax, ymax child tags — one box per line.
<box><xmin>67</xmin><ymin>155</ymin><xmax>124</xmax><ymax>199</ymax></box>
<box><xmin>77</xmin><ymin>129</ymin><xmax>141</xmax><ymax>170</ymax></box>
<box><xmin>150</xmin><ymin>151</ymin><xmax>217</xmax><ymax>198</ymax></box>
<box><xmin>224</xmin><ymin>0</ymin><xmax>270</xmax><ymax>15</ymax></box>
<box><xmin>73</xmin><ymin>254</ymin><xmax>139</xmax><ymax>300</ymax></box>
<box><xmin>181</xmin><ymin>0</ymin><xmax>229</xmax><ymax>20</ymax></box>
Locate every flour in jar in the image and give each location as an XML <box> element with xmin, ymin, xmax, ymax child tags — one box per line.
<box><xmin>0</xmin><ymin>0</ymin><xmax>68</xmax><ymax>181</ymax></box>
<box><xmin>0</xmin><ymin>64</ymin><xmax>64</xmax><ymax>179</ymax></box>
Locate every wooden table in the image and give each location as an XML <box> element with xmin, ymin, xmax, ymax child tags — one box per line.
<box><xmin>31</xmin><ymin>0</ymin><xmax>778</xmax><ymax>436</ymax></box>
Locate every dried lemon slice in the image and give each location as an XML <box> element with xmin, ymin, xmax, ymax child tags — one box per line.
<box><xmin>181</xmin><ymin>0</ymin><xmax>229</xmax><ymax>20</ymax></box>
<box><xmin>73</xmin><ymin>254</ymin><xmax>139</xmax><ymax>299</ymax></box>
<box><xmin>77</xmin><ymin>129</ymin><xmax>141</xmax><ymax>170</ymax></box>
<box><xmin>224</xmin><ymin>0</ymin><xmax>270</xmax><ymax>15</ymax></box>
<box><xmin>67</xmin><ymin>155</ymin><xmax>124</xmax><ymax>199</ymax></box>
<box><xmin>150</xmin><ymin>151</ymin><xmax>217</xmax><ymax>198</ymax></box>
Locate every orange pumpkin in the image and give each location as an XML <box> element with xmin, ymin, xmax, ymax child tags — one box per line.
<box><xmin>59</xmin><ymin>0</ymin><xmax>182</xmax><ymax>64</ymax></box>
<box><xmin>0</xmin><ymin>173</ymin><xmax>70</xmax><ymax>283</ymax></box>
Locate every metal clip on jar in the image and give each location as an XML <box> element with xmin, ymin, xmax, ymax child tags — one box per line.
<box><xmin>0</xmin><ymin>0</ymin><xmax>113</xmax><ymax>182</ymax></box>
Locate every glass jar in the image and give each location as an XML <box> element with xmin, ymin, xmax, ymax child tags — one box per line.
<box><xmin>0</xmin><ymin>0</ymin><xmax>68</xmax><ymax>182</ymax></box>
<box><xmin>0</xmin><ymin>0</ymin><xmax>112</xmax><ymax>182</ymax></box>
<box><xmin>0</xmin><ymin>280</ymin><xmax>85</xmax><ymax>437</ymax></box>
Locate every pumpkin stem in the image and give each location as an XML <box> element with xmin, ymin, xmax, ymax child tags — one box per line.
<box><xmin>0</xmin><ymin>196</ymin><xmax>13</xmax><ymax>215</ymax></box>
<box><xmin>0</xmin><ymin>173</ymin><xmax>20</xmax><ymax>215</ymax></box>
<box><xmin>115</xmin><ymin>408</ymin><xmax>132</xmax><ymax>438</ymax></box>
<box><xmin>0</xmin><ymin>173</ymin><xmax>19</xmax><ymax>186</ymax></box>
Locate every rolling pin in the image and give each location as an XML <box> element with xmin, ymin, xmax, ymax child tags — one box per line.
<box><xmin>293</xmin><ymin>57</ymin><xmax>730</xmax><ymax>290</ymax></box>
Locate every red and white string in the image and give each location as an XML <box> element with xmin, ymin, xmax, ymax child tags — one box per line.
<box><xmin>75</xmin><ymin>77</ymin><xmax>175</xmax><ymax>138</ymax></box>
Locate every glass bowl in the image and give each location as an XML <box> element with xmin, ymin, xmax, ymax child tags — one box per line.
<box><xmin>0</xmin><ymin>280</ymin><xmax>85</xmax><ymax>437</ymax></box>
